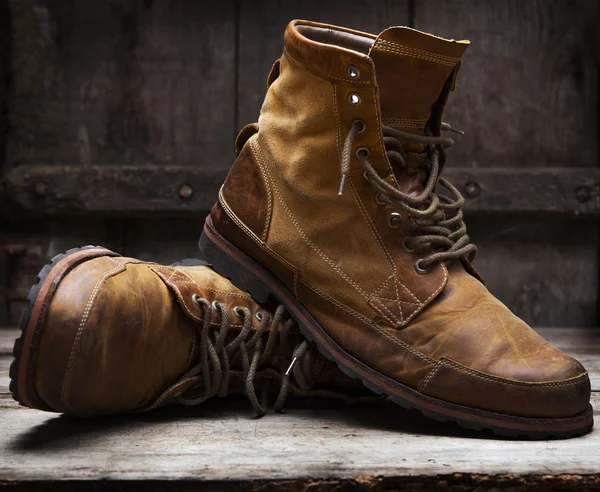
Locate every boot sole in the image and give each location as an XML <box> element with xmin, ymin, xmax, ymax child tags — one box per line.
<box><xmin>199</xmin><ymin>217</ymin><xmax>594</xmax><ymax>439</ymax></box>
<box><xmin>9</xmin><ymin>246</ymin><xmax>120</xmax><ymax>410</ymax></box>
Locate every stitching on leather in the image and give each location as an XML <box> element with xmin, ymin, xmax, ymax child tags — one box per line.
<box><xmin>349</xmin><ymin>180</ymin><xmax>394</xmax><ymax>272</ymax></box>
<box><xmin>382</xmin><ymin>117</ymin><xmax>428</xmax><ymax>129</ymax></box>
<box><xmin>400</xmin><ymin>263</ymin><xmax>448</xmax><ymax>327</ymax></box>
<box><xmin>371</xmin><ymin>85</ymin><xmax>397</xmax><ymax>185</ymax></box>
<box><xmin>300</xmin><ymin>278</ymin><xmax>435</xmax><ymax>364</ymax></box>
<box><xmin>218</xmin><ymin>188</ymin><xmax>300</xmax><ymax>293</ymax></box>
<box><xmin>251</xmin><ymin>138</ymin><xmax>369</xmax><ymax>300</ymax></box>
<box><xmin>61</xmin><ymin>259</ymin><xmax>127</xmax><ymax>409</ymax></box>
<box><xmin>332</xmin><ymin>84</ymin><xmax>342</xmax><ymax>163</ymax></box>
<box><xmin>371</xmin><ymin>275</ymin><xmax>422</xmax><ymax>328</ymax></box>
<box><xmin>284</xmin><ymin>47</ymin><xmax>372</xmax><ymax>85</ymax></box>
<box><xmin>393</xmin><ymin>275</ymin><xmax>421</xmax><ymax>304</ymax></box>
<box><xmin>371</xmin><ymin>297</ymin><xmax>401</xmax><ymax>326</ymax></box>
<box><xmin>153</xmin><ymin>266</ymin><xmax>251</xmax><ymax>300</ymax></box>
<box><xmin>249</xmin><ymin>136</ymin><xmax>273</xmax><ymax>242</ymax></box>
<box><xmin>440</xmin><ymin>358</ymin><xmax>588</xmax><ymax>388</ymax></box>
<box><xmin>374</xmin><ymin>39</ymin><xmax>460</xmax><ymax>66</ymax></box>
<box><xmin>151</xmin><ymin>267</ymin><xmax>203</xmax><ymax>321</ymax></box>
<box><xmin>418</xmin><ymin>361</ymin><xmax>442</xmax><ymax>392</ymax></box>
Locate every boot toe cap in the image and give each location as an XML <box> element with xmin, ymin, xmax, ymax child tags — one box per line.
<box><xmin>419</xmin><ymin>355</ymin><xmax>591</xmax><ymax>419</ymax></box>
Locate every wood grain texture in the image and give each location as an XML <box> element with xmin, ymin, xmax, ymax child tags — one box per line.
<box><xmin>0</xmin><ymin>327</ymin><xmax>598</xmax><ymax>482</ymax></box>
<box><xmin>7</xmin><ymin>0</ymin><xmax>236</xmax><ymax>169</ymax></box>
<box><xmin>414</xmin><ymin>0</ymin><xmax>598</xmax><ymax>169</ymax></box>
<box><xmin>237</xmin><ymin>0</ymin><xmax>410</xmax><ymax>126</ymax></box>
<box><xmin>468</xmin><ymin>214</ymin><xmax>599</xmax><ymax>327</ymax></box>
<box><xmin>4</xmin><ymin>165</ymin><xmax>599</xmax><ymax>215</ymax></box>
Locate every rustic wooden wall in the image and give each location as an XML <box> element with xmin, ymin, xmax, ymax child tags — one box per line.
<box><xmin>0</xmin><ymin>0</ymin><xmax>598</xmax><ymax>327</ymax></box>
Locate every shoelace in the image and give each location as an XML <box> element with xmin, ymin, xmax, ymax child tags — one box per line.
<box><xmin>175</xmin><ymin>296</ymin><xmax>311</xmax><ymax>416</ymax></box>
<box><xmin>339</xmin><ymin>121</ymin><xmax>477</xmax><ymax>272</ymax></box>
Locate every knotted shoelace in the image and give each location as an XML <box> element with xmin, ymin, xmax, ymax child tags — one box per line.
<box><xmin>339</xmin><ymin>121</ymin><xmax>477</xmax><ymax>272</ymax></box>
<box><xmin>174</xmin><ymin>297</ymin><xmax>312</xmax><ymax>416</ymax></box>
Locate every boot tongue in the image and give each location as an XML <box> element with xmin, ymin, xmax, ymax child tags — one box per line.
<box><xmin>369</xmin><ymin>26</ymin><xmax>469</xmax><ymax>134</ymax></box>
<box><xmin>368</xmin><ymin>27</ymin><xmax>469</xmax><ymax>193</ymax></box>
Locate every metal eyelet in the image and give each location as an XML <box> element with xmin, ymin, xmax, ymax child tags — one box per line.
<box><xmin>414</xmin><ymin>259</ymin><xmax>429</xmax><ymax>275</ymax></box>
<box><xmin>233</xmin><ymin>306</ymin><xmax>245</xmax><ymax>318</ymax></box>
<box><xmin>375</xmin><ymin>193</ymin><xmax>387</xmax><ymax>205</ymax></box>
<box><xmin>355</xmin><ymin>146</ymin><xmax>370</xmax><ymax>160</ymax></box>
<box><xmin>192</xmin><ymin>294</ymin><xmax>201</xmax><ymax>303</ymax></box>
<box><xmin>348</xmin><ymin>92</ymin><xmax>361</xmax><ymax>106</ymax></box>
<box><xmin>402</xmin><ymin>238</ymin><xmax>414</xmax><ymax>253</ymax></box>
<box><xmin>255</xmin><ymin>311</ymin><xmax>264</xmax><ymax>321</ymax></box>
<box><xmin>388</xmin><ymin>212</ymin><xmax>402</xmax><ymax>228</ymax></box>
<box><xmin>347</xmin><ymin>65</ymin><xmax>360</xmax><ymax>79</ymax></box>
<box><xmin>353</xmin><ymin>119</ymin><xmax>366</xmax><ymax>133</ymax></box>
<box><xmin>211</xmin><ymin>300</ymin><xmax>220</xmax><ymax>311</ymax></box>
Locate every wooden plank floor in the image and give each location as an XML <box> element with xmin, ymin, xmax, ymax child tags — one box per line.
<box><xmin>0</xmin><ymin>327</ymin><xmax>599</xmax><ymax>490</ymax></box>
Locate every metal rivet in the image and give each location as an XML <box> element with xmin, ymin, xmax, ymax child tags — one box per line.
<box><xmin>347</xmin><ymin>65</ymin><xmax>360</xmax><ymax>79</ymax></box>
<box><xmin>348</xmin><ymin>92</ymin><xmax>361</xmax><ymax>106</ymax></box>
<box><xmin>388</xmin><ymin>212</ymin><xmax>402</xmax><ymax>228</ymax></box>
<box><xmin>414</xmin><ymin>259</ymin><xmax>429</xmax><ymax>275</ymax></box>
<box><xmin>464</xmin><ymin>181</ymin><xmax>481</xmax><ymax>198</ymax></box>
<box><xmin>34</xmin><ymin>182</ymin><xmax>48</xmax><ymax>197</ymax></box>
<box><xmin>575</xmin><ymin>186</ymin><xmax>591</xmax><ymax>203</ymax></box>
<box><xmin>179</xmin><ymin>184</ymin><xmax>194</xmax><ymax>199</ymax></box>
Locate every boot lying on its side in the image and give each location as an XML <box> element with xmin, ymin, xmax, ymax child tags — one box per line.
<box><xmin>10</xmin><ymin>246</ymin><xmax>371</xmax><ymax>417</ymax></box>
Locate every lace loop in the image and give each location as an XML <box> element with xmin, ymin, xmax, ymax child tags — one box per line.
<box><xmin>175</xmin><ymin>300</ymin><xmax>315</xmax><ymax>416</ymax></box>
<box><xmin>339</xmin><ymin>123</ymin><xmax>477</xmax><ymax>269</ymax></box>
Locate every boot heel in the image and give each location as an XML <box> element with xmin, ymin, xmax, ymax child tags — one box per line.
<box><xmin>199</xmin><ymin>226</ymin><xmax>274</xmax><ymax>304</ymax></box>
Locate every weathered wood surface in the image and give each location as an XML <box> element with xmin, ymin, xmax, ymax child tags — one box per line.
<box><xmin>7</xmin><ymin>0</ymin><xmax>236</xmax><ymax>170</ymax></box>
<box><xmin>0</xmin><ymin>327</ymin><xmax>598</xmax><ymax>484</ymax></box>
<box><xmin>415</xmin><ymin>0</ymin><xmax>598</xmax><ymax>170</ymax></box>
<box><xmin>4</xmin><ymin>165</ymin><xmax>600</xmax><ymax>215</ymax></box>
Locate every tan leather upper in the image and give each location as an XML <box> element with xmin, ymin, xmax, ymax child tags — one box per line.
<box><xmin>33</xmin><ymin>254</ymin><xmax>367</xmax><ymax>416</ymax></box>
<box><xmin>212</xmin><ymin>19</ymin><xmax>590</xmax><ymax>418</ymax></box>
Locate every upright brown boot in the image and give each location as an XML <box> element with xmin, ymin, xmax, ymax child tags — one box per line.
<box><xmin>10</xmin><ymin>246</ymin><xmax>370</xmax><ymax>417</ymax></box>
<box><xmin>200</xmin><ymin>20</ymin><xmax>592</xmax><ymax>438</ymax></box>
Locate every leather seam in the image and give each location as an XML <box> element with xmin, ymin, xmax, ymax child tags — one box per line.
<box><xmin>251</xmin><ymin>138</ymin><xmax>369</xmax><ymax>300</ymax></box>
<box><xmin>332</xmin><ymin>84</ymin><xmax>342</xmax><ymax>164</ymax></box>
<box><xmin>283</xmin><ymin>47</ymin><xmax>372</xmax><ymax>85</ymax></box>
<box><xmin>61</xmin><ymin>257</ymin><xmax>127</xmax><ymax>410</ymax></box>
<box><xmin>373</xmin><ymin>39</ymin><xmax>460</xmax><ymax>66</ymax></box>
<box><xmin>299</xmin><ymin>277</ymin><xmax>435</xmax><ymax>364</ymax></box>
<box><xmin>349</xmin><ymin>179</ymin><xmax>395</xmax><ymax>273</ymax></box>
<box><xmin>218</xmin><ymin>188</ymin><xmax>300</xmax><ymax>296</ymax></box>
<box><xmin>248</xmin><ymin>136</ymin><xmax>273</xmax><ymax>241</ymax></box>
<box><xmin>439</xmin><ymin>358</ymin><xmax>589</xmax><ymax>388</ymax></box>
<box><xmin>418</xmin><ymin>361</ymin><xmax>442</xmax><ymax>392</ymax></box>
<box><xmin>400</xmin><ymin>263</ymin><xmax>448</xmax><ymax>328</ymax></box>
<box><xmin>370</xmin><ymin>297</ymin><xmax>402</xmax><ymax>325</ymax></box>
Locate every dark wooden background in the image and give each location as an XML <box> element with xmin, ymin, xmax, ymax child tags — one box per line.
<box><xmin>0</xmin><ymin>0</ymin><xmax>598</xmax><ymax>328</ymax></box>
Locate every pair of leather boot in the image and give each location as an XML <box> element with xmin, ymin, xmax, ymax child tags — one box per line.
<box><xmin>11</xmin><ymin>20</ymin><xmax>592</xmax><ymax>439</ymax></box>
